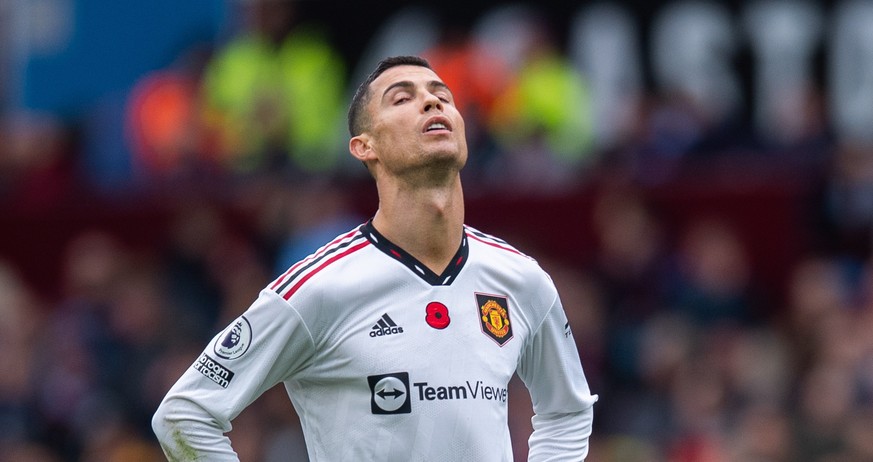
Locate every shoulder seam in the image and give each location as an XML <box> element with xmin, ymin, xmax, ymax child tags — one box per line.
<box><xmin>263</xmin><ymin>290</ymin><xmax>318</xmax><ymax>379</ymax></box>
<box><xmin>465</xmin><ymin>227</ymin><xmax>531</xmax><ymax>259</ymax></box>
<box><xmin>271</xmin><ymin>229</ymin><xmax>369</xmax><ymax>300</ymax></box>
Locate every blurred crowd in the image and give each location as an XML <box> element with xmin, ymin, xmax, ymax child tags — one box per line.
<box><xmin>3</xmin><ymin>0</ymin><xmax>873</xmax><ymax>461</ymax></box>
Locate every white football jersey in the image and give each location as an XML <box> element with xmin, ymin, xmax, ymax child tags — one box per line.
<box><xmin>153</xmin><ymin>222</ymin><xmax>598</xmax><ymax>461</ymax></box>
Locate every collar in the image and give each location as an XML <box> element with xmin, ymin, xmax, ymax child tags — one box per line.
<box><xmin>361</xmin><ymin>220</ymin><xmax>468</xmax><ymax>286</ymax></box>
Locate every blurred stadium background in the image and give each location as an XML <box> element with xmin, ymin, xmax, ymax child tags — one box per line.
<box><xmin>3</xmin><ymin>0</ymin><xmax>873</xmax><ymax>460</ymax></box>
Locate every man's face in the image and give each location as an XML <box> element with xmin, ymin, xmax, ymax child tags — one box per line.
<box><xmin>362</xmin><ymin>65</ymin><xmax>467</xmax><ymax>179</ymax></box>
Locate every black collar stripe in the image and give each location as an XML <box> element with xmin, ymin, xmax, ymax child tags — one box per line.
<box><xmin>274</xmin><ymin>231</ymin><xmax>367</xmax><ymax>294</ymax></box>
<box><xmin>467</xmin><ymin>228</ymin><xmax>508</xmax><ymax>244</ymax></box>
<box><xmin>362</xmin><ymin>220</ymin><xmax>468</xmax><ymax>286</ymax></box>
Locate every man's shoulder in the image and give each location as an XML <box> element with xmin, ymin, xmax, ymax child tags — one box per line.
<box><xmin>269</xmin><ymin>224</ymin><xmax>371</xmax><ymax>301</ymax></box>
<box><xmin>464</xmin><ymin>225</ymin><xmax>558</xmax><ymax>300</ymax></box>
<box><xmin>464</xmin><ymin>225</ymin><xmax>534</xmax><ymax>262</ymax></box>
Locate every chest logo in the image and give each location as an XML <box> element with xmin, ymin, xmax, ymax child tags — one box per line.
<box><xmin>370</xmin><ymin>313</ymin><xmax>404</xmax><ymax>337</ymax></box>
<box><xmin>476</xmin><ymin>293</ymin><xmax>513</xmax><ymax>346</ymax></box>
<box><xmin>368</xmin><ymin>372</ymin><xmax>411</xmax><ymax>414</ymax></box>
<box><xmin>425</xmin><ymin>302</ymin><xmax>451</xmax><ymax>329</ymax></box>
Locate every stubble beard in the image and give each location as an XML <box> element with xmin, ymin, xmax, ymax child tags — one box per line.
<box><xmin>405</xmin><ymin>145</ymin><xmax>466</xmax><ymax>188</ymax></box>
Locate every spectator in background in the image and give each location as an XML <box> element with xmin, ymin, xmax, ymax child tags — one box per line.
<box><xmin>786</xmin><ymin>252</ymin><xmax>873</xmax><ymax>461</ymax></box>
<box><xmin>159</xmin><ymin>202</ymin><xmax>231</xmax><ymax>340</ymax></box>
<box><xmin>795</xmin><ymin>361</ymin><xmax>857</xmax><ymax>460</ymax></box>
<box><xmin>262</xmin><ymin>177</ymin><xmax>363</xmax><ymax>275</ymax></box>
<box><xmin>729</xmin><ymin>402</ymin><xmax>794</xmax><ymax>462</ymax></box>
<box><xmin>668</xmin><ymin>217</ymin><xmax>759</xmax><ymax>328</ymax></box>
<box><xmin>125</xmin><ymin>45</ymin><xmax>217</xmax><ymax>183</ymax></box>
<box><xmin>823</xmin><ymin>141</ymin><xmax>873</xmax><ymax>257</ymax></box>
<box><xmin>784</xmin><ymin>256</ymin><xmax>853</xmax><ymax>370</ymax></box>
<box><xmin>0</xmin><ymin>260</ymin><xmax>50</xmax><ymax>456</ymax></box>
<box><xmin>0</xmin><ymin>111</ymin><xmax>77</xmax><ymax>207</ymax></box>
<box><xmin>479</xmin><ymin>6</ymin><xmax>596</xmax><ymax>192</ymax></box>
<box><xmin>159</xmin><ymin>198</ymin><xmax>274</xmax><ymax>338</ymax></box>
<box><xmin>589</xmin><ymin>188</ymin><xmax>671</xmax><ymax>388</ymax></box>
<box><xmin>200</xmin><ymin>0</ymin><xmax>346</xmax><ymax>174</ymax></box>
<box><xmin>27</xmin><ymin>231</ymin><xmax>134</xmax><ymax>457</ymax></box>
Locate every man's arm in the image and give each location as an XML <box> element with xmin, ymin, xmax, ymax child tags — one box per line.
<box><xmin>152</xmin><ymin>398</ymin><xmax>238</xmax><ymax>461</ymax></box>
<box><xmin>152</xmin><ymin>290</ymin><xmax>314</xmax><ymax>461</ymax></box>
<box><xmin>517</xmin><ymin>290</ymin><xmax>598</xmax><ymax>461</ymax></box>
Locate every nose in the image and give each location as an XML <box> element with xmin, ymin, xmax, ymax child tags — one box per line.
<box><xmin>422</xmin><ymin>92</ymin><xmax>443</xmax><ymax>113</ymax></box>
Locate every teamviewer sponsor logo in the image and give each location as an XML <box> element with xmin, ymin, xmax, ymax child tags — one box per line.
<box><xmin>193</xmin><ymin>353</ymin><xmax>235</xmax><ymax>388</ymax></box>
<box><xmin>369</xmin><ymin>313</ymin><xmax>404</xmax><ymax>337</ymax></box>
<box><xmin>413</xmin><ymin>380</ymin><xmax>508</xmax><ymax>403</ymax></box>
<box><xmin>368</xmin><ymin>372</ymin><xmax>411</xmax><ymax>414</ymax></box>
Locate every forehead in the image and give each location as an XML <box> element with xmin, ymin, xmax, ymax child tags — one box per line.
<box><xmin>370</xmin><ymin>65</ymin><xmax>443</xmax><ymax>93</ymax></box>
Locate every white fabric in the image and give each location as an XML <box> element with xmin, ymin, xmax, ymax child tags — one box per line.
<box><xmin>153</xmin><ymin>223</ymin><xmax>597</xmax><ymax>461</ymax></box>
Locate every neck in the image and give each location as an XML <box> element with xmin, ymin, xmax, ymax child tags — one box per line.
<box><xmin>371</xmin><ymin>176</ymin><xmax>464</xmax><ymax>274</ymax></box>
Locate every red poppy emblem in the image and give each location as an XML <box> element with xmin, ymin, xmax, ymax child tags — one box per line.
<box><xmin>425</xmin><ymin>302</ymin><xmax>451</xmax><ymax>329</ymax></box>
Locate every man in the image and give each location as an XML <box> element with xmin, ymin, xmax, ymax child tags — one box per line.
<box><xmin>152</xmin><ymin>55</ymin><xmax>598</xmax><ymax>461</ymax></box>
<box><xmin>200</xmin><ymin>0</ymin><xmax>346</xmax><ymax>173</ymax></box>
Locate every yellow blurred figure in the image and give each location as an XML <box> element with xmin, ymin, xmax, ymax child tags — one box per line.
<box><xmin>202</xmin><ymin>0</ymin><xmax>346</xmax><ymax>173</ymax></box>
<box><xmin>490</xmin><ymin>49</ymin><xmax>594</xmax><ymax>165</ymax></box>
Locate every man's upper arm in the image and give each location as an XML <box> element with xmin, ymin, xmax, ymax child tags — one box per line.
<box><xmin>516</xmin><ymin>289</ymin><xmax>598</xmax><ymax>460</ymax></box>
<box><xmin>517</xmin><ymin>291</ymin><xmax>597</xmax><ymax>414</ymax></box>
<box><xmin>153</xmin><ymin>289</ymin><xmax>315</xmax><ymax>460</ymax></box>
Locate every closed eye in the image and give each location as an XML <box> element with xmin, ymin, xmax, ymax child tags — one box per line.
<box><xmin>432</xmin><ymin>91</ymin><xmax>452</xmax><ymax>104</ymax></box>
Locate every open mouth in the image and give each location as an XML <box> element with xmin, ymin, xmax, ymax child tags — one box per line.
<box><xmin>423</xmin><ymin>117</ymin><xmax>452</xmax><ymax>133</ymax></box>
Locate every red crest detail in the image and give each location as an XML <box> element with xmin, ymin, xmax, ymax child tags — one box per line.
<box><xmin>475</xmin><ymin>293</ymin><xmax>513</xmax><ymax>346</ymax></box>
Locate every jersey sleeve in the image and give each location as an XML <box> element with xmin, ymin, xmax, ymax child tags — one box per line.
<box><xmin>516</xmin><ymin>285</ymin><xmax>598</xmax><ymax>461</ymax></box>
<box><xmin>152</xmin><ymin>289</ymin><xmax>315</xmax><ymax>461</ymax></box>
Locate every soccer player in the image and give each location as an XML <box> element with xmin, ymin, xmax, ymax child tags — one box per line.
<box><xmin>152</xmin><ymin>55</ymin><xmax>598</xmax><ymax>461</ymax></box>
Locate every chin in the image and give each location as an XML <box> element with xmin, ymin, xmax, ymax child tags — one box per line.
<box><xmin>428</xmin><ymin>150</ymin><xmax>466</xmax><ymax>168</ymax></box>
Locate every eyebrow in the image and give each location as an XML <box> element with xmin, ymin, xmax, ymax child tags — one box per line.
<box><xmin>381</xmin><ymin>80</ymin><xmax>453</xmax><ymax>101</ymax></box>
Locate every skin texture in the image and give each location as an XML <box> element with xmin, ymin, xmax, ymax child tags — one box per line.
<box><xmin>349</xmin><ymin>64</ymin><xmax>469</xmax><ymax>274</ymax></box>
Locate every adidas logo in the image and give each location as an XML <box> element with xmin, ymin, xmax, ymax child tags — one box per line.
<box><xmin>370</xmin><ymin>313</ymin><xmax>404</xmax><ymax>337</ymax></box>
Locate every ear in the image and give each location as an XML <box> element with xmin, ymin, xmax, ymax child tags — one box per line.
<box><xmin>349</xmin><ymin>133</ymin><xmax>376</xmax><ymax>163</ymax></box>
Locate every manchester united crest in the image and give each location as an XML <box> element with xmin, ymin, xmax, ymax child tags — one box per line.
<box><xmin>476</xmin><ymin>293</ymin><xmax>513</xmax><ymax>346</ymax></box>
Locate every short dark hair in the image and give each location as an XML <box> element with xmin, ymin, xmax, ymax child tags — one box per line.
<box><xmin>347</xmin><ymin>55</ymin><xmax>432</xmax><ymax>136</ymax></box>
